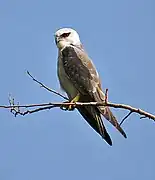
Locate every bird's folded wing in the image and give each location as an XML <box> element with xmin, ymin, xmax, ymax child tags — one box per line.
<box><xmin>61</xmin><ymin>45</ymin><xmax>100</xmax><ymax>96</ymax></box>
<box><xmin>61</xmin><ymin>45</ymin><xmax>127</xmax><ymax>138</ymax></box>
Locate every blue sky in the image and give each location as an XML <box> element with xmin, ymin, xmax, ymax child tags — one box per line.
<box><xmin>0</xmin><ymin>0</ymin><xmax>155</xmax><ymax>179</ymax></box>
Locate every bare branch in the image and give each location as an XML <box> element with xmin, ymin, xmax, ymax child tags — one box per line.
<box><xmin>27</xmin><ymin>71</ymin><xmax>68</xmax><ymax>100</ymax></box>
<box><xmin>1</xmin><ymin>71</ymin><xmax>153</xmax><ymax>126</ymax></box>
<box><xmin>1</xmin><ymin>100</ymin><xmax>155</xmax><ymax>121</ymax></box>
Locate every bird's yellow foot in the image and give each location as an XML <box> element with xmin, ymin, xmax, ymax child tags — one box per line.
<box><xmin>60</xmin><ymin>94</ymin><xmax>80</xmax><ymax>111</ymax></box>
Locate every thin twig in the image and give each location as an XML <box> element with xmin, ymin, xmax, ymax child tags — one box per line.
<box><xmin>0</xmin><ymin>103</ymin><xmax>59</xmax><ymax>108</ymax></box>
<box><xmin>120</xmin><ymin>111</ymin><xmax>133</xmax><ymax>125</ymax></box>
<box><xmin>27</xmin><ymin>71</ymin><xmax>68</xmax><ymax>100</ymax></box>
<box><xmin>12</xmin><ymin>105</ymin><xmax>56</xmax><ymax>116</ymax></box>
<box><xmin>105</xmin><ymin>88</ymin><xmax>108</xmax><ymax>104</ymax></box>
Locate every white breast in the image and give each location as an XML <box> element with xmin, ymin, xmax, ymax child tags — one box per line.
<box><xmin>57</xmin><ymin>55</ymin><xmax>78</xmax><ymax>100</ymax></box>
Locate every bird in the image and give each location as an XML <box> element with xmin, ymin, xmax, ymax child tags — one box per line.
<box><xmin>54</xmin><ymin>27</ymin><xmax>127</xmax><ymax>146</ymax></box>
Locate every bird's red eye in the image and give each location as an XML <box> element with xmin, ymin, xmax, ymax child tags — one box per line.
<box><xmin>61</xmin><ymin>32</ymin><xmax>71</xmax><ymax>38</ymax></box>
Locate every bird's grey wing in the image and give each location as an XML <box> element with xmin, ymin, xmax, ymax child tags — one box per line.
<box><xmin>78</xmin><ymin>95</ymin><xmax>112</xmax><ymax>145</ymax></box>
<box><xmin>61</xmin><ymin>45</ymin><xmax>112</xmax><ymax>144</ymax></box>
<box><xmin>61</xmin><ymin>45</ymin><xmax>127</xmax><ymax>139</ymax></box>
<box><xmin>61</xmin><ymin>45</ymin><xmax>98</xmax><ymax>95</ymax></box>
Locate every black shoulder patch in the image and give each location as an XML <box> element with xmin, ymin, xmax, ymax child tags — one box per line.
<box><xmin>61</xmin><ymin>46</ymin><xmax>93</xmax><ymax>94</ymax></box>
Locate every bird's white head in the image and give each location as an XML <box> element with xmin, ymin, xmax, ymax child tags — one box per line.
<box><xmin>54</xmin><ymin>28</ymin><xmax>81</xmax><ymax>49</ymax></box>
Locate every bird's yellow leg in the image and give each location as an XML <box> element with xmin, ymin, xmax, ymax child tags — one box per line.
<box><xmin>68</xmin><ymin>93</ymin><xmax>80</xmax><ymax>110</ymax></box>
<box><xmin>60</xmin><ymin>93</ymin><xmax>80</xmax><ymax>111</ymax></box>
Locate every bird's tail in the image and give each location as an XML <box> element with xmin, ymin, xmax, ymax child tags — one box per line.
<box><xmin>95</xmin><ymin>87</ymin><xmax>127</xmax><ymax>138</ymax></box>
<box><xmin>78</xmin><ymin>105</ymin><xmax>112</xmax><ymax>146</ymax></box>
<box><xmin>100</xmin><ymin>106</ymin><xmax>127</xmax><ymax>138</ymax></box>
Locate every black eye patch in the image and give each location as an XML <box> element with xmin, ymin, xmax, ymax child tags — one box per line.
<box><xmin>61</xmin><ymin>32</ymin><xmax>71</xmax><ymax>38</ymax></box>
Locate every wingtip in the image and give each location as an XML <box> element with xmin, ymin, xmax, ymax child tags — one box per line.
<box><xmin>104</xmin><ymin>137</ymin><xmax>112</xmax><ymax>146</ymax></box>
<box><xmin>108</xmin><ymin>141</ymin><xmax>112</xmax><ymax>146</ymax></box>
<box><xmin>123</xmin><ymin>132</ymin><xmax>127</xmax><ymax>139</ymax></box>
<box><xmin>118</xmin><ymin>126</ymin><xmax>127</xmax><ymax>139</ymax></box>
<box><xmin>102</xmin><ymin>132</ymin><xmax>113</xmax><ymax>146</ymax></box>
